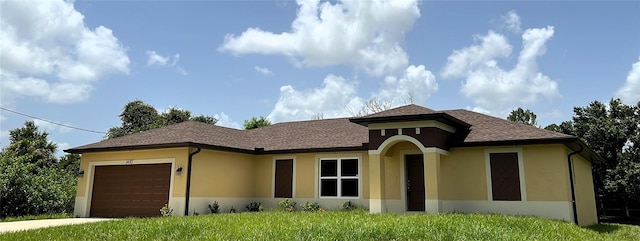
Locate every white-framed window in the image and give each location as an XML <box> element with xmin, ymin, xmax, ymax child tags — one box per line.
<box><xmin>319</xmin><ymin>158</ymin><xmax>359</xmax><ymax>198</ymax></box>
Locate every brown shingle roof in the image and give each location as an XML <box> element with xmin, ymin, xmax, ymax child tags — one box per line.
<box><xmin>248</xmin><ymin>118</ymin><xmax>368</xmax><ymax>151</ymax></box>
<box><xmin>66</xmin><ymin>104</ymin><xmax>576</xmax><ymax>154</ymax></box>
<box><xmin>360</xmin><ymin>104</ymin><xmax>436</xmax><ymax>118</ymax></box>
<box><xmin>443</xmin><ymin>109</ymin><xmax>574</xmax><ymax>143</ymax></box>
<box><xmin>68</xmin><ymin>121</ymin><xmax>253</xmax><ymax>152</ymax></box>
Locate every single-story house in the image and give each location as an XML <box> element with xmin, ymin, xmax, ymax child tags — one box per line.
<box><xmin>66</xmin><ymin>104</ymin><xmax>602</xmax><ymax>226</ymax></box>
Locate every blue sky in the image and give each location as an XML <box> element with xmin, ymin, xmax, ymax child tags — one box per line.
<box><xmin>1</xmin><ymin>0</ymin><xmax>639</xmax><ymax>156</ymax></box>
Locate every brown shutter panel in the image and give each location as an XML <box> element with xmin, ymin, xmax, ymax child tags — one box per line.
<box><xmin>490</xmin><ymin>153</ymin><xmax>522</xmax><ymax>201</ymax></box>
<box><xmin>274</xmin><ymin>159</ymin><xmax>293</xmax><ymax>198</ymax></box>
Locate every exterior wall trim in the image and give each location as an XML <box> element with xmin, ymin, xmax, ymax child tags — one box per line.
<box><xmin>369</xmin><ymin>135</ymin><xmax>449</xmax><ymax>155</ymax></box>
<box><xmin>369</xmin><ymin>120</ymin><xmax>456</xmax><ymax>133</ymax></box>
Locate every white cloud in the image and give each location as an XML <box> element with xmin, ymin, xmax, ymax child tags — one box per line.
<box><xmin>214</xmin><ymin>112</ymin><xmax>242</xmax><ymax>129</ymax></box>
<box><xmin>219</xmin><ymin>0</ymin><xmax>420</xmax><ymax>77</ymax></box>
<box><xmin>378</xmin><ymin>65</ymin><xmax>438</xmax><ymax>106</ymax></box>
<box><xmin>467</xmin><ymin>106</ymin><xmax>492</xmax><ymax>115</ymax></box>
<box><xmin>267</xmin><ymin>75</ymin><xmax>364</xmax><ymax>122</ymax></box>
<box><xmin>33</xmin><ymin>119</ymin><xmax>73</xmax><ymax>134</ymax></box>
<box><xmin>501</xmin><ymin>10</ymin><xmax>522</xmax><ymax>33</ymax></box>
<box><xmin>55</xmin><ymin>141</ymin><xmax>70</xmax><ymax>151</ymax></box>
<box><xmin>146</xmin><ymin>51</ymin><xmax>169</xmax><ymax>66</ymax></box>
<box><xmin>0</xmin><ymin>0</ymin><xmax>130</xmax><ymax>104</ymax></box>
<box><xmin>254</xmin><ymin>66</ymin><xmax>273</xmax><ymax>76</ymax></box>
<box><xmin>267</xmin><ymin>65</ymin><xmax>439</xmax><ymax>122</ymax></box>
<box><xmin>442</xmin><ymin>31</ymin><xmax>512</xmax><ymax>78</ymax></box>
<box><xmin>616</xmin><ymin>57</ymin><xmax>640</xmax><ymax>105</ymax></box>
<box><xmin>0</xmin><ymin>114</ymin><xmax>8</xmax><ymax>146</ymax></box>
<box><xmin>145</xmin><ymin>51</ymin><xmax>187</xmax><ymax>75</ymax></box>
<box><xmin>442</xmin><ymin>26</ymin><xmax>560</xmax><ymax>114</ymax></box>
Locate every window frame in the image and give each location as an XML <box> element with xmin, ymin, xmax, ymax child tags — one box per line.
<box><xmin>319</xmin><ymin>157</ymin><xmax>361</xmax><ymax>198</ymax></box>
<box><xmin>485</xmin><ymin>148</ymin><xmax>527</xmax><ymax>202</ymax></box>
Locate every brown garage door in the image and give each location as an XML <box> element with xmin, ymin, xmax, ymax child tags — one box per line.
<box><xmin>90</xmin><ymin>163</ymin><xmax>171</xmax><ymax>218</ymax></box>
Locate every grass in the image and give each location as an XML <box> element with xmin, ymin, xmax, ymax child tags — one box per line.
<box><xmin>0</xmin><ymin>213</ymin><xmax>74</xmax><ymax>223</ymax></box>
<box><xmin>1</xmin><ymin>211</ymin><xmax>639</xmax><ymax>240</ymax></box>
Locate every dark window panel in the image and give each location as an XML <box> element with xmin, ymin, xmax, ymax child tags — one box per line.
<box><xmin>341</xmin><ymin>179</ymin><xmax>359</xmax><ymax>197</ymax></box>
<box><xmin>321</xmin><ymin>160</ymin><xmax>337</xmax><ymax>177</ymax></box>
<box><xmin>321</xmin><ymin>179</ymin><xmax>337</xmax><ymax>197</ymax></box>
<box><xmin>341</xmin><ymin>159</ymin><xmax>358</xmax><ymax>176</ymax></box>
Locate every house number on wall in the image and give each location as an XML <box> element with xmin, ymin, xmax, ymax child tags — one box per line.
<box><xmin>125</xmin><ymin>160</ymin><xmax>134</xmax><ymax>165</ymax></box>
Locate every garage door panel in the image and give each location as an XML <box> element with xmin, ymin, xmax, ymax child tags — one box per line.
<box><xmin>90</xmin><ymin>163</ymin><xmax>171</xmax><ymax>218</ymax></box>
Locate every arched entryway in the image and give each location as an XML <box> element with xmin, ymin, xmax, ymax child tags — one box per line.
<box><xmin>368</xmin><ymin>135</ymin><xmax>448</xmax><ymax>213</ymax></box>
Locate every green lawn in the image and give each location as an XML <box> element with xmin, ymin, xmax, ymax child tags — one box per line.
<box><xmin>0</xmin><ymin>213</ymin><xmax>74</xmax><ymax>223</ymax></box>
<box><xmin>1</xmin><ymin>211</ymin><xmax>638</xmax><ymax>240</ymax></box>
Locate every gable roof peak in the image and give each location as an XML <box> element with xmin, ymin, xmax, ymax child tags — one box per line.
<box><xmin>357</xmin><ymin>104</ymin><xmax>437</xmax><ymax>118</ymax></box>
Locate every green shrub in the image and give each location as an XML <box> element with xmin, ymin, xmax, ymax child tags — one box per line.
<box><xmin>159</xmin><ymin>204</ymin><xmax>173</xmax><ymax>217</ymax></box>
<box><xmin>300</xmin><ymin>202</ymin><xmax>321</xmax><ymax>212</ymax></box>
<box><xmin>0</xmin><ymin>155</ymin><xmax>77</xmax><ymax>218</ymax></box>
<box><xmin>245</xmin><ymin>202</ymin><xmax>263</xmax><ymax>212</ymax></box>
<box><xmin>341</xmin><ymin>201</ymin><xmax>365</xmax><ymax>211</ymax></box>
<box><xmin>208</xmin><ymin>201</ymin><xmax>220</xmax><ymax>214</ymax></box>
<box><xmin>278</xmin><ymin>199</ymin><xmax>296</xmax><ymax>212</ymax></box>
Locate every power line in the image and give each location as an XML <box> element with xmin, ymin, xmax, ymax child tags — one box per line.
<box><xmin>0</xmin><ymin>107</ymin><xmax>106</xmax><ymax>134</ymax></box>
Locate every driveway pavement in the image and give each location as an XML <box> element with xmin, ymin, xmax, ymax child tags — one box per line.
<box><xmin>0</xmin><ymin>218</ymin><xmax>113</xmax><ymax>233</ymax></box>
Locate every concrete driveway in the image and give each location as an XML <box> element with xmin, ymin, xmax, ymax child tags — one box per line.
<box><xmin>0</xmin><ymin>218</ymin><xmax>113</xmax><ymax>233</ymax></box>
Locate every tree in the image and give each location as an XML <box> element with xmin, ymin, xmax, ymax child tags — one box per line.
<box><xmin>544</xmin><ymin>121</ymin><xmax>575</xmax><ymax>134</ymax></box>
<box><xmin>347</xmin><ymin>97</ymin><xmax>392</xmax><ymax>117</ymax></box>
<box><xmin>106</xmin><ymin>100</ymin><xmax>218</xmax><ymax>139</ymax></box>
<box><xmin>311</xmin><ymin>113</ymin><xmax>325</xmax><ymax>120</ymax></box>
<box><xmin>567</xmin><ymin>99</ymin><xmax>640</xmax><ymax>218</ymax></box>
<box><xmin>2</xmin><ymin>121</ymin><xmax>57</xmax><ymax>169</ymax></box>
<box><xmin>0</xmin><ymin>123</ymin><xmax>77</xmax><ymax>217</ymax></box>
<box><xmin>58</xmin><ymin>153</ymin><xmax>81</xmax><ymax>175</ymax></box>
<box><xmin>0</xmin><ymin>154</ymin><xmax>76</xmax><ymax>217</ymax></box>
<box><xmin>190</xmin><ymin>115</ymin><xmax>217</xmax><ymax>124</ymax></box>
<box><xmin>507</xmin><ymin>108</ymin><xmax>538</xmax><ymax>126</ymax></box>
<box><xmin>243</xmin><ymin>116</ymin><xmax>272</xmax><ymax>130</ymax></box>
<box><xmin>106</xmin><ymin>100</ymin><xmax>160</xmax><ymax>139</ymax></box>
<box><xmin>544</xmin><ymin>123</ymin><xmax>561</xmax><ymax>132</ymax></box>
<box><xmin>160</xmin><ymin>107</ymin><xmax>191</xmax><ymax>126</ymax></box>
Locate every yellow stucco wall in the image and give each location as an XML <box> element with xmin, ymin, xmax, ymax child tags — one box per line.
<box><xmin>190</xmin><ymin>149</ymin><xmax>256</xmax><ymax>198</ymax></box>
<box><xmin>433</xmin><ymin>144</ymin><xmax>574</xmax><ymax>201</ymax></box>
<box><xmin>148</xmin><ymin>150</ymin><xmax>367</xmax><ymax>200</ymax></box>
<box><xmin>573</xmin><ymin>154</ymin><xmax>598</xmax><ymax>226</ymax></box>
<box><xmin>383</xmin><ymin>155</ymin><xmax>401</xmax><ymax>200</ymax></box>
<box><xmin>295</xmin><ymin>154</ymin><xmax>316</xmax><ymax>198</ymax></box>
<box><xmin>383</xmin><ymin>142</ymin><xmax>420</xmax><ymax>200</ymax></box>
<box><xmin>522</xmin><ymin>145</ymin><xmax>571</xmax><ymax>201</ymax></box>
<box><xmin>76</xmin><ymin>148</ymin><xmax>189</xmax><ymax>197</ymax></box>
<box><xmin>440</xmin><ymin>147</ymin><xmax>487</xmax><ymax>200</ymax></box>
<box><xmin>360</xmin><ymin>152</ymin><xmax>370</xmax><ymax>199</ymax></box>
<box><xmin>253</xmin><ymin>155</ymin><xmax>272</xmax><ymax>198</ymax></box>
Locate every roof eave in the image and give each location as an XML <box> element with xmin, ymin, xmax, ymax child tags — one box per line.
<box><xmin>349</xmin><ymin>113</ymin><xmax>471</xmax><ymax>129</ymax></box>
<box><xmin>454</xmin><ymin>137</ymin><xmax>605</xmax><ymax>164</ymax></box>
<box><xmin>257</xmin><ymin>145</ymin><xmax>368</xmax><ymax>155</ymax></box>
<box><xmin>64</xmin><ymin>142</ymin><xmax>255</xmax><ymax>155</ymax></box>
